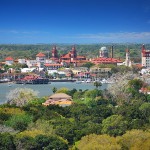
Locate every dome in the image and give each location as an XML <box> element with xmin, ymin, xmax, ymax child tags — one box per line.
<box><xmin>100</xmin><ymin>47</ymin><xmax>107</xmax><ymax>51</ymax></box>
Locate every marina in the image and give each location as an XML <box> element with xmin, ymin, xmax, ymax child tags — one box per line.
<box><xmin>0</xmin><ymin>82</ymin><xmax>108</xmax><ymax>104</ymax></box>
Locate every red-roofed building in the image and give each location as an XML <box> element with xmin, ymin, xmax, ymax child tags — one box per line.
<box><xmin>139</xmin><ymin>87</ymin><xmax>150</xmax><ymax>94</ymax></box>
<box><xmin>91</xmin><ymin>46</ymin><xmax>123</xmax><ymax>65</ymax></box>
<box><xmin>36</xmin><ymin>52</ymin><xmax>46</xmax><ymax>61</ymax></box>
<box><xmin>91</xmin><ymin>57</ymin><xmax>122</xmax><ymax>65</ymax></box>
<box><xmin>44</xmin><ymin>63</ymin><xmax>63</xmax><ymax>70</ymax></box>
<box><xmin>36</xmin><ymin>52</ymin><xmax>46</xmax><ymax>57</ymax></box>
<box><xmin>60</xmin><ymin>45</ymin><xmax>87</xmax><ymax>66</ymax></box>
<box><xmin>36</xmin><ymin>52</ymin><xmax>46</xmax><ymax>68</ymax></box>
<box><xmin>5</xmin><ymin>56</ymin><xmax>14</xmax><ymax>65</ymax></box>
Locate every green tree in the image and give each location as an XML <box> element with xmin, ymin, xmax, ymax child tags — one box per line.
<box><xmin>56</xmin><ymin>87</ymin><xmax>69</xmax><ymax>94</ymax></box>
<box><xmin>0</xmin><ymin>133</ymin><xmax>16</xmax><ymax>150</ymax></box>
<box><xmin>52</xmin><ymin>87</ymin><xmax>57</xmax><ymax>93</ymax></box>
<box><xmin>139</xmin><ymin>102</ymin><xmax>150</xmax><ymax>123</ymax></box>
<box><xmin>6</xmin><ymin>88</ymin><xmax>39</xmax><ymax>107</ymax></box>
<box><xmin>94</xmin><ymin>81</ymin><xmax>102</xmax><ymax>89</ymax></box>
<box><xmin>118</xmin><ymin>130</ymin><xmax>150</xmax><ymax>150</ymax></box>
<box><xmin>4</xmin><ymin>114</ymin><xmax>33</xmax><ymax>131</ymax></box>
<box><xmin>102</xmin><ymin>115</ymin><xmax>128</xmax><ymax>136</ymax></box>
<box><xmin>75</xmin><ymin>134</ymin><xmax>121</xmax><ymax>150</ymax></box>
<box><xmin>34</xmin><ymin>135</ymin><xmax>68</xmax><ymax>150</ymax></box>
<box><xmin>128</xmin><ymin>79</ymin><xmax>144</xmax><ymax>91</ymax></box>
<box><xmin>14</xmin><ymin>136</ymin><xmax>35</xmax><ymax>150</ymax></box>
<box><xmin>82</xmin><ymin>62</ymin><xmax>95</xmax><ymax>69</ymax></box>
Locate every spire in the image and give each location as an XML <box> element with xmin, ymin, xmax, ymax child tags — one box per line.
<box><xmin>111</xmin><ymin>45</ymin><xmax>114</xmax><ymax>58</ymax></box>
<box><xmin>52</xmin><ymin>45</ymin><xmax>56</xmax><ymax>50</ymax></box>
<box><xmin>72</xmin><ymin>45</ymin><xmax>76</xmax><ymax>51</ymax></box>
<box><xmin>142</xmin><ymin>44</ymin><xmax>146</xmax><ymax>52</ymax></box>
<box><xmin>51</xmin><ymin>45</ymin><xmax>58</xmax><ymax>58</ymax></box>
<box><xmin>125</xmin><ymin>47</ymin><xmax>131</xmax><ymax>67</ymax></box>
<box><xmin>126</xmin><ymin>48</ymin><xmax>130</xmax><ymax>53</ymax></box>
<box><xmin>71</xmin><ymin>45</ymin><xmax>77</xmax><ymax>58</ymax></box>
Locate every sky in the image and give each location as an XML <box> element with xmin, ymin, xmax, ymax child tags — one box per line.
<box><xmin>0</xmin><ymin>0</ymin><xmax>150</xmax><ymax>44</ymax></box>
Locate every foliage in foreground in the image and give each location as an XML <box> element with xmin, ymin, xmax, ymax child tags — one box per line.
<box><xmin>0</xmin><ymin>77</ymin><xmax>150</xmax><ymax>149</ymax></box>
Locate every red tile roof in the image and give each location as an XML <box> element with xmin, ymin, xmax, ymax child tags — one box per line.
<box><xmin>77</xmin><ymin>55</ymin><xmax>86</xmax><ymax>58</ymax></box>
<box><xmin>5</xmin><ymin>56</ymin><xmax>14</xmax><ymax>61</ymax></box>
<box><xmin>36</xmin><ymin>52</ymin><xmax>45</xmax><ymax>57</ymax></box>
<box><xmin>44</xmin><ymin>63</ymin><xmax>63</xmax><ymax>67</ymax></box>
<box><xmin>91</xmin><ymin>57</ymin><xmax>122</xmax><ymax>64</ymax></box>
<box><xmin>61</xmin><ymin>53</ymin><xmax>71</xmax><ymax>58</ymax></box>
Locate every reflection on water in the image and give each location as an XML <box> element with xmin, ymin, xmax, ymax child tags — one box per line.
<box><xmin>0</xmin><ymin>82</ymin><xmax>108</xmax><ymax>104</ymax></box>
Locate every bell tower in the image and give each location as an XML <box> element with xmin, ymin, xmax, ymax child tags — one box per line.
<box><xmin>71</xmin><ymin>45</ymin><xmax>77</xmax><ymax>58</ymax></box>
<box><xmin>125</xmin><ymin>48</ymin><xmax>132</xmax><ymax>67</ymax></box>
<box><xmin>51</xmin><ymin>45</ymin><xmax>58</xmax><ymax>58</ymax></box>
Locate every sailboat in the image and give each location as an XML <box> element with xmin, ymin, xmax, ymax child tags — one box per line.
<box><xmin>8</xmin><ymin>83</ymin><xmax>12</xmax><ymax>87</ymax></box>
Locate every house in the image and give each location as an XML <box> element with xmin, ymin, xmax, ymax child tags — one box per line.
<box><xmin>90</xmin><ymin>66</ymin><xmax>112</xmax><ymax>78</ymax></box>
<box><xmin>5</xmin><ymin>56</ymin><xmax>14</xmax><ymax>66</ymax></box>
<box><xmin>139</xmin><ymin>87</ymin><xmax>150</xmax><ymax>94</ymax></box>
<box><xmin>42</xmin><ymin>93</ymin><xmax>73</xmax><ymax>107</ymax></box>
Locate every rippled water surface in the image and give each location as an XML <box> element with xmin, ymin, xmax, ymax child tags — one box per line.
<box><xmin>0</xmin><ymin>82</ymin><xmax>108</xmax><ymax>104</ymax></box>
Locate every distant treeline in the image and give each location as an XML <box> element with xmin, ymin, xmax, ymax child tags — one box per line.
<box><xmin>0</xmin><ymin>43</ymin><xmax>150</xmax><ymax>62</ymax></box>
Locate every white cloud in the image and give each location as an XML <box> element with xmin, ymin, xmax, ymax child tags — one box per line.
<box><xmin>63</xmin><ymin>32</ymin><xmax>150</xmax><ymax>43</ymax></box>
<box><xmin>0</xmin><ymin>30</ymin><xmax>50</xmax><ymax>35</ymax></box>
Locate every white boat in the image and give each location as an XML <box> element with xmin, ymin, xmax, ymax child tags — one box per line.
<box><xmin>100</xmin><ymin>79</ymin><xmax>108</xmax><ymax>84</ymax></box>
<box><xmin>86</xmin><ymin>79</ymin><xmax>91</xmax><ymax>83</ymax></box>
<box><xmin>8</xmin><ymin>83</ymin><xmax>12</xmax><ymax>87</ymax></box>
<box><xmin>76</xmin><ymin>81</ymin><xmax>82</xmax><ymax>84</ymax></box>
<box><xmin>0</xmin><ymin>78</ymin><xmax>10</xmax><ymax>83</ymax></box>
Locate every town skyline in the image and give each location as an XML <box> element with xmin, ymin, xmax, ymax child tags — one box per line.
<box><xmin>0</xmin><ymin>0</ymin><xmax>150</xmax><ymax>44</ymax></box>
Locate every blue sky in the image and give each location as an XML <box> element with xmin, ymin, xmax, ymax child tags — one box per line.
<box><xmin>0</xmin><ymin>0</ymin><xmax>150</xmax><ymax>44</ymax></box>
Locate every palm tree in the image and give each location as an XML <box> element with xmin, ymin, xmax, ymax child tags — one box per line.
<box><xmin>52</xmin><ymin>87</ymin><xmax>57</xmax><ymax>93</ymax></box>
<box><xmin>94</xmin><ymin>81</ymin><xmax>102</xmax><ymax>89</ymax></box>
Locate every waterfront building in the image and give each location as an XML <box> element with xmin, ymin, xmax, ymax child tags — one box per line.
<box><xmin>90</xmin><ymin>66</ymin><xmax>112</xmax><ymax>78</ymax></box>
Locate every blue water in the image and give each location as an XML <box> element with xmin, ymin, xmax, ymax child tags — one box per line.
<box><xmin>0</xmin><ymin>82</ymin><xmax>108</xmax><ymax>104</ymax></box>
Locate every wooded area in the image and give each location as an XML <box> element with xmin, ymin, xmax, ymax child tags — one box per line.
<box><xmin>0</xmin><ymin>76</ymin><xmax>150</xmax><ymax>149</ymax></box>
<box><xmin>0</xmin><ymin>43</ymin><xmax>149</xmax><ymax>62</ymax></box>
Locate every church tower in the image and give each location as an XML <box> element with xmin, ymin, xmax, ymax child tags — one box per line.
<box><xmin>125</xmin><ymin>48</ymin><xmax>132</xmax><ymax>67</ymax></box>
<box><xmin>71</xmin><ymin>45</ymin><xmax>77</xmax><ymax>58</ymax></box>
<box><xmin>51</xmin><ymin>45</ymin><xmax>58</xmax><ymax>58</ymax></box>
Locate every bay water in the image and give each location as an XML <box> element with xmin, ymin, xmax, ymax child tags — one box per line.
<box><xmin>0</xmin><ymin>82</ymin><xmax>108</xmax><ymax>104</ymax></box>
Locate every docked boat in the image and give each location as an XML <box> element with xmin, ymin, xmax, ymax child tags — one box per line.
<box><xmin>49</xmin><ymin>79</ymin><xmax>76</xmax><ymax>82</ymax></box>
<box><xmin>0</xmin><ymin>78</ymin><xmax>11</xmax><ymax>83</ymax></box>
<box><xmin>15</xmin><ymin>75</ymin><xmax>49</xmax><ymax>84</ymax></box>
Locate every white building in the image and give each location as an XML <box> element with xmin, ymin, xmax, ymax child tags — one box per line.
<box><xmin>124</xmin><ymin>49</ymin><xmax>132</xmax><ymax>67</ymax></box>
<box><xmin>26</xmin><ymin>60</ymin><xmax>37</xmax><ymax>68</ymax></box>
<box><xmin>5</xmin><ymin>56</ymin><xmax>14</xmax><ymax>66</ymax></box>
<box><xmin>99</xmin><ymin>47</ymin><xmax>109</xmax><ymax>58</ymax></box>
<box><xmin>18</xmin><ymin>59</ymin><xmax>26</xmax><ymax>64</ymax></box>
<box><xmin>141</xmin><ymin>44</ymin><xmax>150</xmax><ymax>68</ymax></box>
